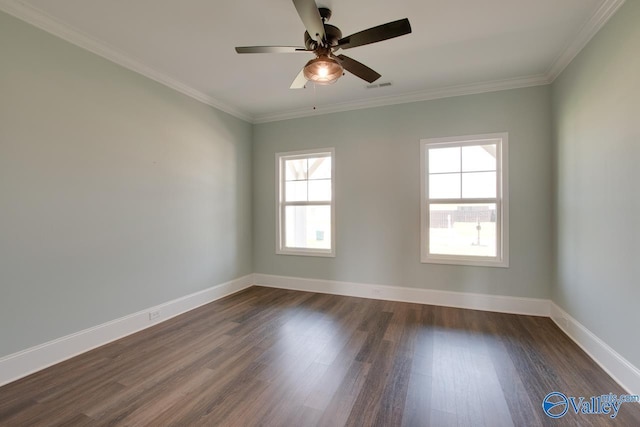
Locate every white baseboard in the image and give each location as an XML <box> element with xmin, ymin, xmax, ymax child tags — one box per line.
<box><xmin>3</xmin><ymin>272</ymin><xmax>638</xmax><ymax>400</ymax></box>
<box><xmin>254</xmin><ymin>273</ymin><xmax>550</xmax><ymax>317</ymax></box>
<box><xmin>550</xmin><ymin>302</ymin><xmax>640</xmax><ymax>396</ymax></box>
<box><xmin>0</xmin><ymin>274</ymin><xmax>254</xmax><ymax>387</ymax></box>
<box><xmin>256</xmin><ymin>274</ymin><xmax>640</xmax><ymax>396</ymax></box>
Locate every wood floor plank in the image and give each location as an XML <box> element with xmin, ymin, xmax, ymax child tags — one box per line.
<box><xmin>480</xmin><ymin>312</ymin><xmax>545</xmax><ymax>426</ymax></box>
<box><xmin>317</xmin><ymin>360</ymin><xmax>372</xmax><ymax>427</ymax></box>
<box><xmin>1</xmin><ymin>286</ymin><xmax>639</xmax><ymax>426</ymax></box>
<box><xmin>401</xmin><ymin>372</ymin><xmax>432</xmax><ymax>427</ymax></box>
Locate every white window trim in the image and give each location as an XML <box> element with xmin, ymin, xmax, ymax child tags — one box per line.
<box><xmin>420</xmin><ymin>133</ymin><xmax>509</xmax><ymax>268</ymax></box>
<box><xmin>276</xmin><ymin>148</ymin><xmax>336</xmax><ymax>257</ymax></box>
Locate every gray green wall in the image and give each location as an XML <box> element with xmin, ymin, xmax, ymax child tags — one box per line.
<box><xmin>551</xmin><ymin>0</ymin><xmax>640</xmax><ymax>368</ymax></box>
<box><xmin>253</xmin><ymin>86</ymin><xmax>554</xmax><ymax>299</ymax></box>
<box><xmin>0</xmin><ymin>12</ymin><xmax>253</xmax><ymax>357</ymax></box>
<box><xmin>2</xmin><ymin>0</ymin><xmax>637</xmax><ymax>374</ymax></box>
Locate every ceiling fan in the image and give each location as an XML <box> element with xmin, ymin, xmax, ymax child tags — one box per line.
<box><xmin>235</xmin><ymin>0</ymin><xmax>412</xmax><ymax>88</ymax></box>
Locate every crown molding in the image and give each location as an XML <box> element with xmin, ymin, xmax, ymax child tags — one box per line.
<box><xmin>255</xmin><ymin>0</ymin><xmax>625</xmax><ymax>124</ymax></box>
<box><xmin>546</xmin><ymin>0</ymin><xmax>625</xmax><ymax>82</ymax></box>
<box><xmin>1</xmin><ymin>0</ymin><xmax>624</xmax><ymax>124</ymax></box>
<box><xmin>0</xmin><ymin>0</ymin><xmax>253</xmax><ymax>123</ymax></box>
<box><xmin>253</xmin><ymin>74</ymin><xmax>551</xmax><ymax>124</ymax></box>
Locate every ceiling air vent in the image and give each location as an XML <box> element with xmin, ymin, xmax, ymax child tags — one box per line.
<box><xmin>365</xmin><ymin>82</ymin><xmax>392</xmax><ymax>89</ymax></box>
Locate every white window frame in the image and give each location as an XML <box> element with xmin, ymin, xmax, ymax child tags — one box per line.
<box><xmin>276</xmin><ymin>148</ymin><xmax>335</xmax><ymax>257</ymax></box>
<box><xmin>420</xmin><ymin>133</ymin><xmax>509</xmax><ymax>267</ymax></box>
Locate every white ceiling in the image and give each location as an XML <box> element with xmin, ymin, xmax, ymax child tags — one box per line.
<box><xmin>0</xmin><ymin>0</ymin><xmax>623</xmax><ymax>122</ymax></box>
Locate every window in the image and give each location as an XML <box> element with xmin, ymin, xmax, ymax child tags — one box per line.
<box><xmin>420</xmin><ymin>133</ymin><xmax>508</xmax><ymax>267</ymax></box>
<box><xmin>276</xmin><ymin>148</ymin><xmax>335</xmax><ymax>257</ymax></box>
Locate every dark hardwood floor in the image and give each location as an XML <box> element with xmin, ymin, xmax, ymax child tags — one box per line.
<box><xmin>1</xmin><ymin>286</ymin><xmax>638</xmax><ymax>426</ymax></box>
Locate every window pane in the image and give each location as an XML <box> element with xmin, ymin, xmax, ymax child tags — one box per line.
<box><xmin>429</xmin><ymin>173</ymin><xmax>460</xmax><ymax>199</ymax></box>
<box><xmin>285</xmin><ymin>181</ymin><xmax>307</xmax><ymax>202</ymax></box>
<box><xmin>308</xmin><ymin>179</ymin><xmax>331</xmax><ymax>201</ymax></box>
<box><xmin>285</xmin><ymin>205</ymin><xmax>331</xmax><ymax>249</ymax></box>
<box><xmin>308</xmin><ymin>157</ymin><xmax>331</xmax><ymax>180</ymax></box>
<box><xmin>429</xmin><ymin>147</ymin><xmax>460</xmax><ymax>173</ymax></box>
<box><xmin>285</xmin><ymin>159</ymin><xmax>307</xmax><ymax>181</ymax></box>
<box><xmin>462</xmin><ymin>172</ymin><xmax>496</xmax><ymax>198</ymax></box>
<box><xmin>462</xmin><ymin>144</ymin><xmax>496</xmax><ymax>172</ymax></box>
<box><xmin>429</xmin><ymin>203</ymin><xmax>497</xmax><ymax>257</ymax></box>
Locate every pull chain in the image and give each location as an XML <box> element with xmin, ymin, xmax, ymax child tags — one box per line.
<box><xmin>313</xmin><ymin>82</ymin><xmax>317</xmax><ymax>110</ymax></box>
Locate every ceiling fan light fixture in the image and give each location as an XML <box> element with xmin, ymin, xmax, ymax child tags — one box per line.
<box><xmin>303</xmin><ymin>56</ymin><xmax>343</xmax><ymax>85</ymax></box>
<box><xmin>235</xmin><ymin>3</ymin><xmax>412</xmax><ymax>89</ymax></box>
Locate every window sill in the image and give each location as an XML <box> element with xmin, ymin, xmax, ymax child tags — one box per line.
<box><xmin>421</xmin><ymin>256</ymin><xmax>509</xmax><ymax>268</ymax></box>
<box><xmin>277</xmin><ymin>249</ymin><xmax>335</xmax><ymax>258</ymax></box>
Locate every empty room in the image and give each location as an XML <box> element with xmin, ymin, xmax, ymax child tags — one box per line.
<box><xmin>1</xmin><ymin>0</ymin><xmax>639</xmax><ymax>425</ymax></box>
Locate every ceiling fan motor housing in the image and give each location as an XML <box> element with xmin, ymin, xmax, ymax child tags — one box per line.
<box><xmin>304</xmin><ymin>24</ymin><xmax>342</xmax><ymax>50</ymax></box>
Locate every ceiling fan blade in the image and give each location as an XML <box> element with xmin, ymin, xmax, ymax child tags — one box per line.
<box><xmin>337</xmin><ymin>18</ymin><xmax>411</xmax><ymax>50</ymax></box>
<box><xmin>336</xmin><ymin>54</ymin><xmax>381</xmax><ymax>83</ymax></box>
<box><xmin>290</xmin><ymin>68</ymin><xmax>308</xmax><ymax>89</ymax></box>
<box><xmin>235</xmin><ymin>46</ymin><xmax>310</xmax><ymax>54</ymax></box>
<box><xmin>292</xmin><ymin>0</ymin><xmax>326</xmax><ymax>42</ymax></box>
